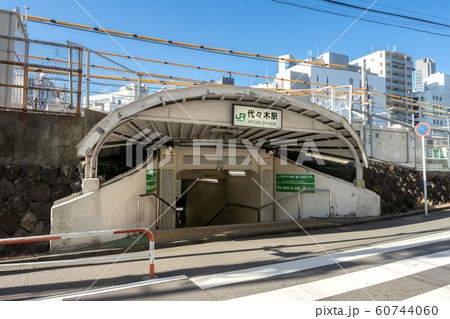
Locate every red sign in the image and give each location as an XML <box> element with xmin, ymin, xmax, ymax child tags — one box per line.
<box><xmin>415</xmin><ymin>123</ymin><xmax>430</xmax><ymax>136</ymax></box>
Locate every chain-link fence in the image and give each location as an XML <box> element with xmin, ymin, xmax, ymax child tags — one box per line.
<box><xmin>0</xmin><ymin>34</ymin><xmax>202</xmax><ymax>116</ymax></box>
<box><xmin>0</xmin><ymin>34</ymin><xmax>82</xmax><ymax>115</ymax></box>
<box><xmin>287</xmin><ymin>86</ymin><xmax>450</xmax><ymax>170</ymax></box>
<box><xmin>82</xmin><ymin>50</ymin><xmax>167</xmax><ymax>113</ymax></box>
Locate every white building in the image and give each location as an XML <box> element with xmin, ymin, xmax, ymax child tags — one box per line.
<box><xmin>273</xmin><ymin>52</ymin><xmax>387</xmax><ymax>125</ymax></box>
<box><xmin>351</xmin><ymin>50</ymin><xmax>413</xmax><ymax>122</ymax></box>
<box><xmin>26</xmin><ymin>72</ymin><xmax>68</xmax><ymax>110</ymax></box>
<box><xmin>9</xmin><ymin>71</ymin><xmax>69</xmax><ymax>110</ymax></box>
<box><xmin>252</xmin><ymin>81</ymin><xmax>280</xmax><ymax>90</ymax></box>
<box><xmin>86</xmin><ymin>83</ymin><xmax>149</xmax><ymax>113</ymax></box>
<box><xmin>413</xmin><ymin>72</ymin><xmax>450</xmax><ymax>129</ymax></box>
<box><xmin>0</xmin><ymin>8</ymin><xmax>28</xmax><ymax>109</ymax></box>
<box><xmin>414</xmin><ymin>57</ymin><xmax>436</xmax><ymax>91</ymax></box>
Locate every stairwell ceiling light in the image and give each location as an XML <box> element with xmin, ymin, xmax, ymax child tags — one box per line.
<box><xmin>228</xmin><ymin>170</ymin><xmax>246</xmax><ymax>177</ymax></box>
<box><xmin>198</xmin><ymin>178</ymin><xmax>219</xmax><ymax>183</ymax></box>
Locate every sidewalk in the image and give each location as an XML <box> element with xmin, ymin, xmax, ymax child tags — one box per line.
<box><xmin>1</xmin><ymin>205</ymin><xmax>449</xmax><ymax>264</ymax></box>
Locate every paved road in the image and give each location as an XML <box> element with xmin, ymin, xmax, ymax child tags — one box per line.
<box><xmin>1</xmin><ymin>209</ymin><xmax>450</xmax><ymax>301</ymax></box>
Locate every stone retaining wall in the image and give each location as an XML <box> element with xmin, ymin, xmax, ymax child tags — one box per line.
<box><xmin>364</xmin><ymin>161</ymin><xmax>450</xmax><ymax>213</ymax></box>
<box><xmin>305</xmin><ymin>159</ymin><xmax>450</xmax><ymax>214</ymax></box>
<box><xmin>0</xmin><ymin>164</ymin><xmax>80</xmax><ymax>256</ymax></box>
<box><xmin>2</xmin><ymin>159</ymin><xmax>449</xmax><ymax>257</ymax></box>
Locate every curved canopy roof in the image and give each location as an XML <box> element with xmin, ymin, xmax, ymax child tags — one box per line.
<box><xmin>78</xmin><ymin>85</ymin><xmax>368</xmax><ymax>170</ymax></box>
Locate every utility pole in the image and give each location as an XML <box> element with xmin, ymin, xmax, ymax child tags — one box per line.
<box><xmin>361</xmin><ymin>59</ymin><xmax>369</xmax><ymax>147</ymax></box>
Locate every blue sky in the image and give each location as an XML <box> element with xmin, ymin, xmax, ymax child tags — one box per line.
<box><xmin>2</xmin><ymin>0</ymin><xmax>450</xmax><ymax>87</ymax></box>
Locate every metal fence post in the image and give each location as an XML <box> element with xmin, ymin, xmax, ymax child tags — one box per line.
<box><xmin>387</xmin><ymin>108</ymin><xmax>391</xmax><ymax>127</ymax></box>
<box><xmin>138</xmin><ymin>75</ymin><xmax>142</xmax><ymax>100</ymax></box>
<box><xmin>22</xmin><ymin>40</ymin><xmax>29</xmax><ymax>111</ymax></box>
<box><xmin>68</xmin><ymin>47</ymin><xmax>73</xmax><ymax>108</ymax></box>
<box><xmin>447</xmin><ymin>119</ymin><xmax>450</xmax><ymax>169</ymax></box>
<box><xmin>76</xmin><ymin>47</ymin><xmax>82</xmax><ymax>116</ymax></box>
<box><xmin>411</xmin><ymin>114</ymin><xmax>416</xmax><ymax>169</ymax></box>
<box><xmin>85</xmin><ymin>48</ymin><xmax>90</xmax><ymax>109</ymax></box>
<box><xmin>331</xmin><ymin>86</ymin><xmax>335</xmax><ymax>112</ymax></box>
<box><xmin>348</xmin><ymin>85</ymin><xmax>353</xmax><ymax>125</ymax></box>
<box><xmin>368</xmin><ymin>100</ymin><xmax>373</xmax><ymax>157</ymax></box>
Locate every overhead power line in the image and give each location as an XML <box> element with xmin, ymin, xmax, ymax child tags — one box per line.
<box><xmin>349</xmin><ymin>0</ymin><xmax>450</xmax><ymax>22</ymax></box>
<box><xmin>271</xmin><ymin>0</ymin><xmax>450</xmax><ymax>38</ymax></box>
<box><xmin>317</xmin><ymin>0</ymin><xmax>450</xmax><ymax>28</ymax></box>
<box><xmin>23</xmin><ymin>15</ymin><xmax>346</xmax><ymax>68</ymax></box>
<box><xmin>24</xmin><ymin>51</ymin><xmax>450</xmax><ymax>116</ymax></box>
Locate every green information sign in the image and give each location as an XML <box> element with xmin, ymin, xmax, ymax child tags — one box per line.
<box><xmin>276</xmin><ymin>174</ymin><xmax>315</xmax><ymax>193</ymax></box>
<box><xmin>146</xmin><ymin>169</ymin><xmax>158</xmax><ymax>194</ymax></box>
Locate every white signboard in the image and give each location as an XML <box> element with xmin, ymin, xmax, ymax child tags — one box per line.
<box><xmin>233</xmin><ymin>105</ymin><xmax>282</xmax><ymax>130</ymax></box>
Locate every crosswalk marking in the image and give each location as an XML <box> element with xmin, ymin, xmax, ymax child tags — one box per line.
<box><xmin>191</xmin><ymin>231</ymin><xmax>450</xmax><ymax>289</ymax></box>
<box><xmin>230</xmin><ymin>250</ymin><xmax>450</xmax><ymax>301</ymax></box>
<box><xmin>32</xmin><ymin>275</ymin><xmax>188</xmax><ymax>301</ymax></box>
<box><xmin>404</xmin><ymin>285</ymin><xmax>450</xmax><ymax>301</ymax></box>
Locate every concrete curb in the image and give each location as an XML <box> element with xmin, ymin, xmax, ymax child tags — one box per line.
<box><xmin>1</xmin><ymin>205</ymin><xmax>449</xmax><ymax>265</ymax></box>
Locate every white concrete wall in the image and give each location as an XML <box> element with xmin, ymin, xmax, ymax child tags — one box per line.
<box><xmin>51</xmin><ymin>151</ymin><xmax>380</xmax><ymax>251</ymax></box>
<box><xmin>50</xmin><ymin>166</ymin><xmax>148</xmax><ymax>251</ymax></box>
<box><xmin>183</xmin><ymin>179</ymin><xmax>226</xmax><ymax>227</ymax></box>
<box><xmin>226</xmin><ymin>170</ymin><xmax>261</xmax><ymax>224</ymax></box>
<box><xmin>273</xmin><ymin>157</ymin><xmax>380</xmax><ymax>219</ymax></box>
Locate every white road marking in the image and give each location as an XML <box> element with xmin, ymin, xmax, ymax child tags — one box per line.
<box><xmin>404</xmin><ymin>285</ymin><xmax>450</xmax><ymax>301</ymax></box>
<box><xmin>32</xmin><ymin>275</ymin><xmax>188</xmax><ymax>301</ymax></box>
<box><xmin>231</xmin><ymin>250</ymin><xmax>450</xmax><ymax>301</ymax></box>
<box><xmin>191</xmin><ymin>231</ymin><xmax>450</xmax><ymax>289</ymax></box>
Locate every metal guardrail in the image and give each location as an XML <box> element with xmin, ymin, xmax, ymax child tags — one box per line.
<box><xmin>0</xmin><ymin>228</ymin><xmax>155</xmax><ymax>277</ymax></box>
<box><xmin>262</xmin><ymin>188</ymin><xmax>332</xmax><ymax>220</ymax></box>
<box><xmin>204</xmin><ymin>202</ymin><xmax>261</xmax><ymax>226</ymax></box>
<box><xmin>137</xmin><ymin>193</ymin><xmax>177</xmax><ymax>229</ymax></box>
<box><xmin>204</xmin><ymin>188</ymin><xmax>331</xmax><ymax>226</ymax></box>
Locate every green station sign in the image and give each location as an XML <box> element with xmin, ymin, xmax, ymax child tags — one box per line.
<box><xmin>276</xmin><ymin>174</ymin><xmax>315</xmax><ymax>193</ymax></box>
<box><xmin>146</xmin><ymin>169</ymin><xmax>158</xmax><ymax>194</ymax></box>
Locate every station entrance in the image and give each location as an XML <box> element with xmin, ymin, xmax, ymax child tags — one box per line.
<box><xmin>50</xmin><ymin>85</ymin><xmax>380</xmax><ymax>250</ymax></box>
<box><xmin>176</xmin><ymin>169</ymin><xmax>260</xmax><ymax>228</ymax></box>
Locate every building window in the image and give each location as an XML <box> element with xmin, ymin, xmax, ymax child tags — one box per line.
<box><xmin>375</xmin><ymin>133</ymin><xmax>380</xmax><ymax>138</ymax></box>
<box><xmin>349</xmin><ymin>78</ymin><xmax>354</xmax><ymax>85</ymax></box>
<box><xmin>440</xmin><ymin>97</ymin><xmax>442</xmax><ymax>101</ymax></box>
<box><xmin>317</xmin><ymin>75</ymin><xmax>319</xmax><ymax>82</ymax></box>
<box><xmin>380</xmin><ymin>70</ymin><xmax>383</xmax><ymax>75</ymax></box>
<box><xmin>326</xmin><ymin>76</ymin><xmax>328</xmax><ymax>84</ymax></box>
<box><xmin>440</xmin><ymin>121</ymin><xmax>443</xmax><ymax>125</ymax></box>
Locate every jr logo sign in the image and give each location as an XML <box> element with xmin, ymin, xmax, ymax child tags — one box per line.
<box><xmin>235</xmin><ymin>113</ymin><xmax>246</xmax><ymax>121</ymax></box>
<box><xmin>233</xmin><ymin>105</ymin><xmax>282</xmax><ymax>130</ymax></box>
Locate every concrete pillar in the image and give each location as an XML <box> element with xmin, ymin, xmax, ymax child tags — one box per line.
<box><xmin>353</xmin><ymin>178</ymin><xmax>366</xmax><ymax>189</ymax></box>
<box><xmin>353</xmin><ymin>162</ymin><xmax>365</xmax><ymax>189</ymax></box>
<box><xmin>158</xmin><ymin>147</ymin><xmax>176</xmax><ymax>229</ymax></box>
<box><xmin>82</xmin><ymin>178</ymin><xmax>99</xmax><ymax>193</ymax></box>
<box><xmin>259</xmin><ymin>150</ymin><xmax>274</xmax><ymax>222</ymax></box>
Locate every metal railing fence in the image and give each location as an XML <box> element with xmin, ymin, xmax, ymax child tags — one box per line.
<box><xmin>0</xmin><ymin>34</ymin><xmax>82</xmax><ymax>115</ymax></box>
